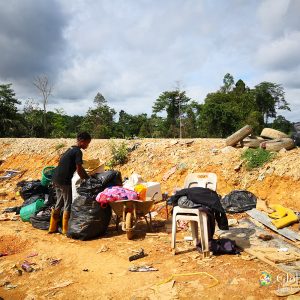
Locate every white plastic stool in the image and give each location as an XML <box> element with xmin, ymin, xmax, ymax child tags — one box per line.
<box><xmin>171</xmin><ymin>206</ymin><xmax>210</xmax><ymax>257</ymax></box>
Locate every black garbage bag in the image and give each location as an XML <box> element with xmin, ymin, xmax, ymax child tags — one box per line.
<box><xmin>22</xmin><ymin>195</ymin><xmax>43</xmax><ymax>207</ymax></box>
<box><xmin>17</xmin><ymin>180</ymin><xmax>49</xmax><ymax>200</ymax></box>
<box><xmin>221</xmin><ymin>190</ymin><xmax>257</xmax><ymax>213</ymax></box>
<box><xmin>30</xmin><ymin>206</ymin><xmax>52</xmax><ymax>230</ymax></box>
<box><xmin>5</xmin><ymin>195</ymin><xmax>45</xmax><ymax>215</ymax></box>
<box><xmin>67</xmin><ymin>195</ymin><xmax>112</xmax><ymax>240</ymax></box>
<box><xmin>94</xmin><ymin>170</ymin><xmax>122</xmax><ymax>188</ymax></box>
<box><xmin>76</xmin><ymin>178</ymin><xmax>105</xmax><ymax>198</ymax></box>
<box><xmin>291</xmin><ymin>122</ymin><xmax>300</xmax><ymax>146</ymax></box>
<box><xmin>2</xmin><ymin>206</ymin><xmax>21</xmax><ymax>214</ymax></box>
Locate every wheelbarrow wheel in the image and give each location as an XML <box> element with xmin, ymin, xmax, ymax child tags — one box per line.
<box><xmin>126</xmin><ymin>212</ymin><xmax>134</xmax><ymax>240</ymax></box>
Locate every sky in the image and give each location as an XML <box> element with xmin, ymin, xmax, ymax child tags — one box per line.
<box><xmin>0</xmin><ymin>0</ymin><xmax>299</xmax><ymax>121</ymax></box>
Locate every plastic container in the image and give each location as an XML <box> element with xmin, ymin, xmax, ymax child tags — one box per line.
<box><xmin>20</xmin><ymin>199</ymin><xmax>44</xmax><ymax>222</ymax></box>
<box><xmin>145</xmin><ymin>182</ymin><xmax>162</xmax><ymax>202</ymax></box>
<box><xmin>41</xmin><ymin>166</ymin><xmax>55</xmax><ymax>186</ymax></box>
<box><xmin>134</xmin><ymin>184</ymin><xmax>147</xmax><ymax>200</ymax></box>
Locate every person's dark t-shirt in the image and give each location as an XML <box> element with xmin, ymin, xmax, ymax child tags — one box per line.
<box><xmin>52</xmin><ymin>146</ymin><xmax>83</xmax><ymax>185</ymax></box>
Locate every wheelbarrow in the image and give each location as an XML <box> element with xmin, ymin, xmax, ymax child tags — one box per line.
<box><xmin>109</xmin><ymin>198</ymin><xmax>155</xmax><ymax>240</ymax></box>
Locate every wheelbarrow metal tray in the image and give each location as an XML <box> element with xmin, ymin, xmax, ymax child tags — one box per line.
<box><xmin>109</xmin><ymin>200</ymin><xmax>154</xmax><ymax>217</ymax></box>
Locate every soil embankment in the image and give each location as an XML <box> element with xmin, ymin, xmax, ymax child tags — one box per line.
<box><xmin>1</xmin><ymin>138</ymin><xmax>300</xmax><ymax>208</ymax></box>
<box><xmin>0</xmin><ymin>138</ymin><xmax>299</xmax><ymax>299</ymax></box>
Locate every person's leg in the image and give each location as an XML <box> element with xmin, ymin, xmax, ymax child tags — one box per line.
<box><xmin>61</xmin><ymin>185</ymin><xmax>72</xmax><ymax>235</ymax></box>
<box><xmin>49</xmin><ymin>186</ymin><xmax>64</xmax><ymax>233</ymax></box>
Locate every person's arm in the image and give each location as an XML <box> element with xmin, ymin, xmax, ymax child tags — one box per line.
<box><xmin>76</xmin><ymin>164</ymin><xmax>89</xmax><ymax>180</ymax></box>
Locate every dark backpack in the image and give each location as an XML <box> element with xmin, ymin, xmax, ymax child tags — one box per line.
<box><xmin>209</xmin><ymin>238</ymin><xmax>240</xmax><ymax>255</ymax></box>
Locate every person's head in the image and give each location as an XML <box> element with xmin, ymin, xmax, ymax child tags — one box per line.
<box><xmin>77</xmin><ymin>132</ymin><xmax>91</xmax><ymax>149</ymax></box>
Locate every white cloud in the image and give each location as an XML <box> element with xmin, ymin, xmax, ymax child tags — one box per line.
<box><xmin>256</xmin><ymin>31</ymin><xmax>300</xmax><ymax>71</ymax></box>
<box><xmin>1</xmin><ymin>0</ymin><xmax>300</xmax><ymax>122</ymax></box>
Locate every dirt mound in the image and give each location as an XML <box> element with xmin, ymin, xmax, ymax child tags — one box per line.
<box><xmin>0</xmin><ymin>138</ymin><xmax>298</xmax><ymax>299</ymax></box>
<box><xmin>0</xmin><ymin>138</ymin><xmax>300</xmax><ymax>209</ymax></box>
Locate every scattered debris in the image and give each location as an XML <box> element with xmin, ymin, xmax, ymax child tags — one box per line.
<box><xmin>258</xmin><ymin>234</ymin><xmax>273</xmax><ymax>241</ymax></box>
<box><xmin>13</xmin><ymin>266</ymin><xmax>23</xmax><ymax>276</ymax></box>
<box><xmin>129</xmin><ymin>265</ymin><xmax>158</xmax><ymax>272</ymax></box>
<box><xmin>162</xmin><ymin>166</ymin><xmax>177</xmax><ymax>181</ymax></box>
<box><xmin>129</xmin><ymin>248</ymin><xmax>145</xmax><ymax>262</ymax></box>
<box><xmin>247</xmin><ymin>209</ymin><xmax>300</xmax><ymax>242</ymax></box>
<box><xmin>228</xmin><ymin>219</ymin><xmax>238</xmax><ymax>227</ymax></box>
<box><xmin>48</xmin><ymin>280</ymin><xmax>74</xmax><ymax>290</ymax></box>
<box><xmin>0</xmin><ymin>212</ymin><xmax>18</xmax><ymax>221</ymax></box>
<box><xmin>234</xmin><ymin>163</ymin><xmax>243</xmax><ymax>171</ymax></box>
<box><xmin>1</xmin><ymin>281</ymin><xmax>18</xmax><ymax>290</ymax></box>
<box><xmin>0</xmin><ymin>170</ymin><xmax>21</xmax><ymax>180</ymax></box>
<box><xmin>26</xmin><ymin>252</ymin><xmax>38</xmax><ymax>258</ymax></box>
<box><xmin>48</xmin><ymin>258</ymin><xmax>62</xmax><ymax>266</ymax></box>
<box><xmin>21</xmin><ymin>261</ymin><xmax>34</xmax><ymax>273</ymax></box>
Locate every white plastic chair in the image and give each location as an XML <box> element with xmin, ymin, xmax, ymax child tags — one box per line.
<box><xmin>171</xmin><ymin>172</ymin><xmax>217</xmax><ymax>257</ymax></box>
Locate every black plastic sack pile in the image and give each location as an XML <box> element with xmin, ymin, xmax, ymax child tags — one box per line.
<box><xmin>67</xmin><ymin>171</ymin><xmax>120</xmax><ymax>240</ymax></box>
<box><xmin>67</xmin><ymin>195</ymin><xmax>112</xmax><ymax>240</ymax></box>
<box><xmin>17</xmin><ymin>180</ymin><xmax>49</xmax><ymax>201</ymax></box>
<box><xmin>3</xmin><ymin>180</ymin><xmax>52</xmax><ymax>215</ymax></box>
<box><xmin>292</xmin><ymin>122</ymin><xmax>300</xmax><ymax>146</ymax></box>
<box><xmin>30</xmin><ymin>207</ymin><xmax>52</xmax><ymax>230</ymax></box>
<box><xmin>29</xmin><ymin>188</ymin><xmax>57</xmax><ymax>230</ymax></box>
<box><xmin>76</xmin><ymin>170</ymin><xmax>122</xmax><ymax>197</ymax></box>
<box><xmin>94</xmin><ymin>170</ymin><xmax>122</xmax><ymax>188</ymax></box>
<box><xmin>221</xmin><ymin>190</ymin><xmax>257</xmax><ymax>213</ymax></box>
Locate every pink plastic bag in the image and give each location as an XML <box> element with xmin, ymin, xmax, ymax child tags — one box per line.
<box><xmin>96</xmin><ymin>186</ymin><xmax>138</xmax><ymax>207</ymax></box>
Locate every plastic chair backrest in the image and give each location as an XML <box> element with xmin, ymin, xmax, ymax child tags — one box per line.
<box><xmin>183</xmin><ymin>173</ymin><xmax>217</xmax><ymax>191</ymax></box>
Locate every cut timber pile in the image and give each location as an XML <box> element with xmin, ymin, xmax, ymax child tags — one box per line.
<box><xmin>226</xmin><ymin>126</ymin><xmax>295</xmax><ymax>152</ymax></box>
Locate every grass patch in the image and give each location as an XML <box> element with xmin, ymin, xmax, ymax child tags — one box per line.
<box><xmin>107</xmin><ymin>141</ymin><xmax>129</xmax><ymax>168</ymax></box>
<box><xmin>241</xmin><ymin>148</ymin><xmax>276</xmax><ymax>170</ymax></box>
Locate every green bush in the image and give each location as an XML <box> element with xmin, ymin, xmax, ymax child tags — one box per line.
<box><xmin>107</xmin><ymin>141</ymin><xmax>128</xmax><ymax>168</ymax></box>
<box><xmin>241</xmin><ymin>148</ymin><xmax>276</xmax><ymax>170</ymax></box>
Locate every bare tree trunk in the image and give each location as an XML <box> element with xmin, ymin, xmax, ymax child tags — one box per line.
<box><xmin>33</xmin><ymin>75</ymin><xmax>52</xmax><ymax>137</ymax></box>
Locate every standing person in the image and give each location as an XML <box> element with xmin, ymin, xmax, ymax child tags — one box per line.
<box><xmin>48</xmin><ymin>132</ymin><xmax>92</xmax><ymax>234</ymax></box>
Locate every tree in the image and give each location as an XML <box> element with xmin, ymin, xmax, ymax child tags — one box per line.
<box><xmin>198</xmin><ymin>92</ymin><xmax>240</xmax><ymax>137</ymax></box>
<box><xmin>148</xmin><ymin>114</ymin><xmax>165</xmax><ymax>138</ymax></box>
<box><xmin>23</xmin><ymin>99</ymin><xmax>44</xmax><ymax>137</ymax></box>
<box><xmin>33</xmin><ymin>75</ymin><xmax>52</xmax><ymax>137</ymax></box>
<box><xmin>93</xmin><ymin>92</ymin><xmax>106</xmax><ymax>107</ymax></box>
<box><xmin>254</xmin><ymin>82</ymin><xmax>290</xmax><ymax>124</ymax></box>
<box><xmin>220</xmin><ymin>73</ymin><xmax>234</xmax><ymax>93</ymax></box>
<box><xmin>0</xmin><ymin>83</ymin><xmax>22</xmax><ymax>137</ymax></box>
<box><xmin>81</xmin><ymin>93</ymin><xmax>116</xmax><ymax>138</ymax></box>
<box><xmin>50</xmin><ymin>109</ymin><xmax>67</xmax><ymax>138</ymax></box>
<box><xmin>271</xmin><ymin>115</ymin><xmax>293</xmax><ymax>134</ymax></box>
<box><xmin>182</xmin><ymin>101</ymin><xmax>198</xmax><ymax>138</ymax></box>
<box><xmin>152</xmin><ymin>89</ymin><xmax>191</xmax><ymax>138</ymax></box>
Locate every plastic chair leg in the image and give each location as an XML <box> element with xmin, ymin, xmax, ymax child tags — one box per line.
<box><xmin>171</xmin><ymin>214</ymin><xmax>177</xmax><ymax>249</ymax></box>
<box><xmin>190</xmin><ymin>221</ymin><xmax>199</xmax><ymax>246</ymax></box>
<box><xmin>200</xmin><ymin>214</ymin><xmax>210</xmax><ymax>257</ymax></box>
